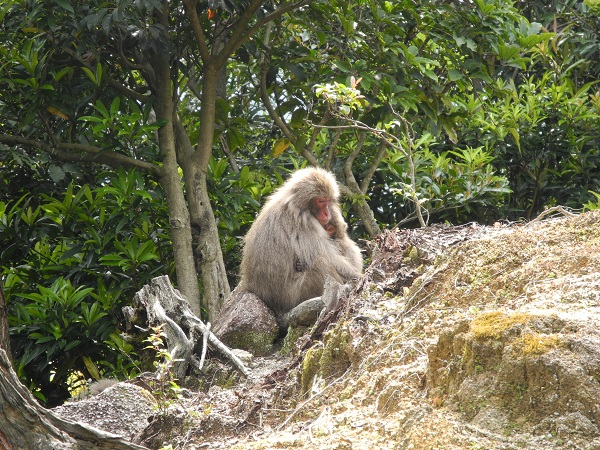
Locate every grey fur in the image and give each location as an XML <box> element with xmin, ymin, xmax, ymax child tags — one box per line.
<box><xmin>239</xmin><ymin>167</ymin><xmax>363</xmax><ymax>317</ymax></box>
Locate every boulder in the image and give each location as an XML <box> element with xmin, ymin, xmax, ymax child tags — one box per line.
<box><xmin>213</xmin><ymin>288</ymin><xmax>279</xmax><ymax>355</ymax></box>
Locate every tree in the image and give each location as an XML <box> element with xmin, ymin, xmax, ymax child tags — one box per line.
<box><xmin>0</xmin><ymin>280</ymin><xmax>11</xmax><ymax>359</ymax></box>
<box><xmin>1</xmin><ymin>0</ymin><xmax>582</xmax><ymax>319</ymax></box>
<box><xmin>0</xmin><ymin>0</ymin><xmax>313</xmax><ymax>320</ymax></box>
<box><xmin>242</xmin><ymin>0</ymin><xmax>549</xmax><ymax>226</ymax></box>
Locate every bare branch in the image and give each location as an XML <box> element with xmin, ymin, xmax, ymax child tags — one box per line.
<box><xmin>183</xmin><ymin>0</ymin><xmax>211</xmax><ymax>63</ymax></box>
<box><xmin>259</xmin><ymin>24</ymin><xmax>291</xmax><ymax>138</ymax></box>
<box><xmin>324</xmin><ymin>128</ymin><xmax>342</xmax><ymax>170</ymax></box>
<box><xmin>361</xmin><ymin>139</ymin><xmax>388</xmax><ymax>193</ymax></box>
<box><xmin>307</xmin><ymin>111</ymin><xmax>427</xmax><ymax>231</ymax></box>
<box><xmin>220</xmin><ymin>134</ymin><xmax>240</xmax><ymax>173</ymax></box>
<box><xmin>186</xmin><ymin>67</ymin><xmax>203</xmax><ymax>100</ymax></box>
<box><xmin>0</xmin><ymin>134</ymin><xmax>161</xmax><ymax>174</ymax></box>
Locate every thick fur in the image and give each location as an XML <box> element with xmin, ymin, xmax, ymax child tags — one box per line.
<box><xmin>239</xmin><ymin>167</ymin><xmax>363</xmax><ymax>317</ymax></box>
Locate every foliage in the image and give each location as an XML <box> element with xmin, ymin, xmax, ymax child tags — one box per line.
<box><xmin>1</xmin><ymin>0</ymin><xmax>600</xmax><ymax>403</ymax></box>
<box><xmin>0</xmin><ymin>169</ymin><xmax>168</xmax><ymax>404</ymax></box>
<box><xmin>464</xmin><ymin>73</ymin><xmax>600</xmax><ymax>219</ymax></box>
<box><xmin>6</xmin><ymin>276</ymin><xmax>134</xmax><ymax>403</ymax></box>
<box><xmin>144</xmin><ymin>324</ymin><xmax>182</xmax><ymax>414</ymax></box>
<box><xmin>583</xmin><ymin>191</ymin><xmax>600</xmax><ymax>211</ymax></box>
<box><xmin>387</xmin><ymin>144</ymin><xmax>511</xmax><ymax>225</ymax></box>
<box><xmin>225</xmin><ymin>0</ymin><xmax>559</xmax><ymax>228</ymax></box>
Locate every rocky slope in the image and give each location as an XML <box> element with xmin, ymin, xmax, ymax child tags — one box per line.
<box><xmin>57</xmin><ymin>210</ymin><xmax>600</xmax><ymax>450</ymax></box>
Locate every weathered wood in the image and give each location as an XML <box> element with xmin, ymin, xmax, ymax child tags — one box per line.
<box><xmin>128</xmin><ymin>275</ymin><xmax>249</xmax><ymax>377</ymax></box>
<box><xmin>0</xmin><ymin>349</ymin><xmax>149</xmax><ymax>450</ymax></box>
<box><xmin>0</xmin><ymin>280</ymin><xmax>11</xmax><ymax>359</ymax></box>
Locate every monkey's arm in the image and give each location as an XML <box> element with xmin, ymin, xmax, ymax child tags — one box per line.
<box><xmin>329</xmin><ymin>237</ymin><xmax>363</xmax><ymax>280</ymax></box>
<box><xmin>333</xmin><ymin>254</ymin><xmax>363</xmax><ymax>280</ymax></box>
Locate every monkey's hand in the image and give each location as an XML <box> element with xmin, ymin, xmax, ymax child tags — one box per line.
<box><xmin>294</xmin><ymin>258</ymin><xmax>309</xmax><ymax>272</ymax></box>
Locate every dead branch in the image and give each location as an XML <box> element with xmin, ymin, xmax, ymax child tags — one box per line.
<box><xmin>0</xmin><ymin>349</ymin><xmax>148</xmax><ymax>450</ymax></box>
<box><xmin>128</xmin><ymin>276</ymin><xmax>250</xmax><ymax>378</ymax></box>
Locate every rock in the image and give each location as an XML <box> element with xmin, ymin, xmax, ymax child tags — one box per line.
<box><xmin>213</xmin><ymin>287</ymin><xmax>279</xmax><ymax>355</ymax></box>
<box><xmin>52</xmin><ymin>382</ymin><xmax>156</xmax><ymax>442</ymax></box>
<box><xmin>428</xmin><ymin>310</ymin><xmax>600</xmax><ymax>436</ymax></box>
<box><xmin>280</xmin><ymin>297</ymin><xmax>325</xmax><ymax>328</ymax></box>
<box><xmin>280</xmin><ymin>277</ymin><xmax>351</xmax><ymax>329</ymax></box>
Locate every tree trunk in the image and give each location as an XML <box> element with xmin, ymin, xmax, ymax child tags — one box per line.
<box><xmin>152</xmin><ymin>46</ymin><xmax>203</xmax><ymax>317</ymax></box>
<box><xmin>0</xmin><ymin>280</ymin><xmax>11</xmax><ymax>359</ymax></box>
<box><xmin>183</xmin><ymin>66</ymin><xmax>231</xmax><ymax>323</ymax></box>
<box><xmin>351</xmin><ymin>193</ymin><xmax>380</xmax><ymax>237</ymax></box>
<box><xmin>0</xmin><ymin>349</ymin><xmax>148</xmax><ymax>450</ymax></box>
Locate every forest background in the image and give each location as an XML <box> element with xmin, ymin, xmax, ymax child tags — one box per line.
<box><xmin>1</xmin><ymin>0</ymin><xmax>599</xmax><ymax>406</ymax></box>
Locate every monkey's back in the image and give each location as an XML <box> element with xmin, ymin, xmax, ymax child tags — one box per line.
<box><xmin>239</xmin><ymin>202</ymin><xmax>334</xmax><ymax>316</ymax></box>
<box><xmin>239</xmin><ymin>166</ymin><xmax>357</xmax><ymax>317</ymax></box>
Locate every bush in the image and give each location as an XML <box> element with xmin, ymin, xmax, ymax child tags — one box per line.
<box><xmin>0</xmin><ymin>169</ymin><xmax>169</xmax><ymax>404</ymax></box>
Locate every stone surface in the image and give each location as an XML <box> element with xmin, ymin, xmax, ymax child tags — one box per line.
<box><xmin>213</xmin><ymin>287</ymin><xmax>279</xmax><ymax>355</ymax></box>
<box><xmin>52</xmin><ymin>382</ymin><xmax>157</xmax><ymax>442</ymax></box>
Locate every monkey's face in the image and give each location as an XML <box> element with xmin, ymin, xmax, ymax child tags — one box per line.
<box><xmin>311</xmin><ymin>196</ymin><xmax>331</xmax><ymax>225</ymax></box>
<box><xmin>324</xmin><ymin>223</ymin><xmax>337</xmax><ymax>239</ymax></box>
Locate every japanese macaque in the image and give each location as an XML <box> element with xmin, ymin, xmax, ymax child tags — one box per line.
<box><xmin>239</xmin><ymin>167</ymin><xmax>363</xmax><ymax>319</ymax></box>
<box><xmin>323</xmin><ymin>202</ymin><xmax>364</xmax><ymax>265</ymax></box>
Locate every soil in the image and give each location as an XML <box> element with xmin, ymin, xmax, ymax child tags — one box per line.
<box><xmin>68</xmin><ymin>209</ymin><xmax>600</xmax><ymax>450</ymax></box>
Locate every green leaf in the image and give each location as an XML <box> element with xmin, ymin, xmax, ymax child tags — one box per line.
<box><xmin>448</xmin><ymin>69</ymin><xmax>463</xmax><ymax>81</ymax></box>
<box><xmin>81</xmin><ymin>67</ymin><xmax>96</xmax><ymax>84</ymax></box>
<box><xmin>332</xmin><ymin>60</ymin><xmax>350</xmax><ymax>72</ymax></box>
<box><xmin>83</xmin><ymin>356</ymin><xmax>101</xmax><ymax>380</ymax></box>
<box><xmin>110</xmin><ymin>97</ymin><xmax>120</xmax><ymax>117</ymax></box>
<box><xmin>54</xmin><ymin>0</ymin><xmax>74</xmax><ymax>13</ymax></box>
<box><xmin>226</xmin><ymin>127</ymin><xmax>246</xmax><ymax>152</ymax></box>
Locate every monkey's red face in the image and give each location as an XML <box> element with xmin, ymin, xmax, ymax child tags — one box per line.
<box><xmin>312</xmin><ymin>196</ymin><xmax>331</xmax><ymax>226</ymax></box>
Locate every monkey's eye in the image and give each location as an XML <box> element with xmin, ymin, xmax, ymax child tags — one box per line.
<box><xmin>314</xmin><ymin>197</ymin><xmax>329</xmax><ymax>207</ymax></box>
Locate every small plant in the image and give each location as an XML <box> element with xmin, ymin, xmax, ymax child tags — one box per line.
<box><xmin>583</xmin><ymin>191</ymin><xmax>600</xmax><ymax>211</ymax></box>
<box><xmin>314</xmin><ymin>76</ymin><xmax>367</xmax><ymax>116</ymax></box>
<box><xmin>144</xmin><ymin>324</ymin><xmax>182</xmax><ymax>414</ymax></box>
<box><xmin>66</xmin><ymin>370</ymin><xmax>90</xmax><ymax>400</ymax></box>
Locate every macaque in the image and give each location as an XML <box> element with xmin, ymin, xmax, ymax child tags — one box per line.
<box><xmin>323</xmin><ymin>203</ymin><xmax>364</xmax><ymax>265</ymax></box>
<box><xmin>324</xmin><ymin>223</ymin><xmax>337</xmax><ymax>238</ymax></box>
<box><xmin>239</xmin><ymin>167</ymin><xmax>363</xmax><ymax>318</ymax></box>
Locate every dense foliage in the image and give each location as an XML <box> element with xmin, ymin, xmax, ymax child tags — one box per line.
<box><xmin>1</xmin><ymin>0</ymin><xmax>599</xmax><ymax>403</ymax></box>
<box><xmin>1</xmin><ymin>170</ymin><xmax>168</xmax><ymax>402</ymax></box>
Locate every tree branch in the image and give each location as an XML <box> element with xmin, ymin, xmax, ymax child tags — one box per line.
<box><xmin>258</xmin><ymin>21</ymin><xmax>321</xmax><ymax>166</ymax></box>
<box><xmin>324</xmin><ymin>128</ymin><xmax>342</xmax><ymax>170</ymax></box>
<box><xmin>237</xmin><ymin>0</ymin><xmax>315</xmax><ymax>59</ymax></box>
<box><xmin>343</xmin><ymin>130</ymin><xmax>366</xmax><ymax>178</ymax></box>
<box><xmin>61</xmin><ymin>47</ymin><xmax>147</xmax><ymax>103</ymax></box>
<box><xmin>214</xmin><ymin>0</ymin><xmax>266</xmax><ymax>67</ymax></box>
<box><xmin>361</xmin><ymin>139</ymin><xmax>388</xmax><ymax>193</ymax></box>
<box><xmin>183</xmin><ymin>0</ymin><xmax>211</xmax><ymax>64</ymax></box>
<box><xmin>0</xmin><ymin>134</ymin><xmax>161</xmax><ymax>174</ymax></box>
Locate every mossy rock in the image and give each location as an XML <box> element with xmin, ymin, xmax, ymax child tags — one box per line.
<box><xmin>427</xmin><ymin>310</ymin><xmax>600</xmax><ymax>434</ymax></box>
<box><xmin>300</xmin><ymin>325</ymin><xmax>352</xmax><ymax>396</ymax></box>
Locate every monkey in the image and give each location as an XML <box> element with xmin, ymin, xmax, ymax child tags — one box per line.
<box><xmin>323</xmin><ymin>202</ymin><xmax>364</xmax><ymax>266</ymax></box>
<box><xmin>239</xmin><ymin>167</ymin><xmax>363</xmax><ymax>319</ymax></box>
<box><xmin>324</xmin><ymin>223</ymin><xmax>337</xmax><ymax>238</ymax></box>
